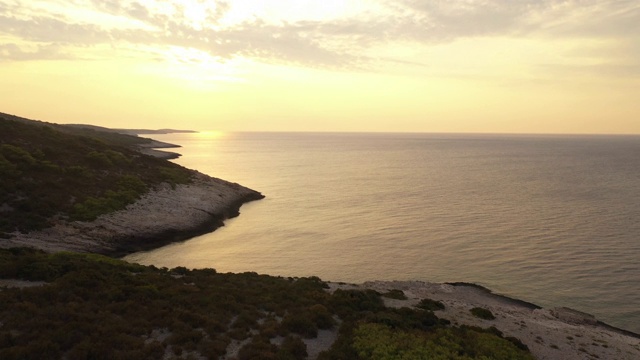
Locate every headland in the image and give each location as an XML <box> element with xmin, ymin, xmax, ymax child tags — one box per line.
<box><xmin>3</xmin><ymin>171</ymin><xmax>263</xmax><ymax>257</ymax></box>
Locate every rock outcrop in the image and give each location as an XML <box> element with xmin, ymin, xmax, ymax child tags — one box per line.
<box><xmin>2</xmin><ymin>172</ymin><xmax>264</xmax><ymax>256</ymax></box>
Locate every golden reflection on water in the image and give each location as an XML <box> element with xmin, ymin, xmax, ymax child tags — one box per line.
<box><xmin>194</xmin><ymin>130</ymin><xmax>226</xmax><ymax>140</ymax></box>
<box><xmin>126</xmin><ymin>132</ymin><xmax>640</xmax><ymax>334</ymax></box>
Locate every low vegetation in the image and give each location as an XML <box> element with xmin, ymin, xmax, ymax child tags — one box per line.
<box><xmin>470</xmin><ymin>307</ymin><xmax>496</xmax><ymax>320</ymax></box>
<box><xmin>0</xmin><ymin>249</ymin><xmax>535</xmax><ymax>360</ymax></box>
<box><xmin>417</xmin><ymin>298</ymin><xmax>446</xmax><ymax>311</ymax></box>
<box><xmin>0</xmin><ymin>117</ymin><xmax>193</xmax><ymax>237</ymax></box>
<box><xmin>382</xmin><ymin>289</ymin><xmax>408</xmax><ymax>300</ymax></box>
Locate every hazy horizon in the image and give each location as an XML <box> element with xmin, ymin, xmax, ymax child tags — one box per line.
<box><xmin>2</xmin><ymin>1</ymin><xmax>639</xmax><ymax>134</ymax></box>
<box><xmin>5</xmin><ymin>110</ymin><xmax>640</xmax><ymax>136</ymax></box>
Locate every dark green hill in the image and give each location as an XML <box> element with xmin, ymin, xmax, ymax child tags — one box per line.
<box><xmin>0</xmin><ymin>112</ymin><xmax>159</xmax><ymax>147</ymax></box>
<box><xmin>0</xmin><ymin>116</ymin><xmax>193</xmax><ymax>237</ymax></box>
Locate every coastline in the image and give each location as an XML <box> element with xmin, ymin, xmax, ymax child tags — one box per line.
<box><xmin>2</xmin><ymin>171</ymin><xmax>264</xmax><ymax>257</ymax></box>
<box><xmin>329</xmin><ymin>280</ymin><xmax>640</xmax><ymax>360</ymax></box>
<box><xmin>137</xmin><ymin>138</ymin><xmax>184</xmax><ymax>159</ymax></box>
<box><xmin>3</xmin><ymin>127</ymin><xmax>638</xmax><ymax>358</ymax></box>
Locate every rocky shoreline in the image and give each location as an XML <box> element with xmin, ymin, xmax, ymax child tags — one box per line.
<box><xmin>2</xmin><ymin>171</ymin><xmax>264</xmax><ymax>256</ymax></box>
<box><xmin>327</xmin><ymin>281</ymin><xmax>640</xmax><ymax>360</ymax></box>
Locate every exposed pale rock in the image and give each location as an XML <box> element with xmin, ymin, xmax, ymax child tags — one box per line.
<box><xmin>2</xmin><ymin>172</ymin><xmax>263</xmax><ymax>256</ymax></box>
<box><xmin>551</xmin><ymin>307</ymin><xmax>598</xmax><ymax>326</ymax></box>
<box><xmin>328</xmin><ymin>281</ymin><xmax>640</xmax><ymax>360</ymax></box>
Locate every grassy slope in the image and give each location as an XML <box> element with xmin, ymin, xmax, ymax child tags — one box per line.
<box><xmin>0</xmin><ymin>249</ymin><xmax>535</xmax><ymax>360</ymax></box>
<box><xmin>0</xmin><ymin>116</ymin><xmax>192</xmax><ymax>237</ymax></box>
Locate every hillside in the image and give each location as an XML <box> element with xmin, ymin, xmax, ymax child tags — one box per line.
<box><xmin>0</xmin><ymin>116</ymin><xmax>193</xmax><ymax>237</ymax></box>
<box><xmin>0</xmin><ymin>248</ymin><xmax>536</xmax><ymax>360</ymax></box>
<box><xmin>0</xmin><ymin>112</ymin><xmax>158</xmax><ymax>148</ymax></box>
<box><xmin>0</xmin><ymin>114</ymin><xmax>263</xmax><ymax>255</ymax></box>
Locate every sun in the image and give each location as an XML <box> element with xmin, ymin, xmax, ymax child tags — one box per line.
<box><xmin>179</xmin><ymin>0</ymin><xmax>210</xmax><ymax>30</ymax></box>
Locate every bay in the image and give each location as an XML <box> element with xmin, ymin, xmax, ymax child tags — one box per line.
<box><xmin>125</xmin><ymin>132</ymin><xmax>640</xmax><ymax>333</ymax></box>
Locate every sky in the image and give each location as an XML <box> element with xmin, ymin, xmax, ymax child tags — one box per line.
<box><xmin>1</xmin><ymin>0</ymin><xmax>639</xmax><ymax>134</ymax></box>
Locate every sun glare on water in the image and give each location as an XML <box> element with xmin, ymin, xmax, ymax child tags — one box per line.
<box><xmin>195</xmin><ymin>130</ymin><xmax>226</xmax><ymax>139</ymax></box>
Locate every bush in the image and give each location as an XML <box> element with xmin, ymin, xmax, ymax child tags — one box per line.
<box><xmin>86</xmin><ymin>151</ymin><xmax>113</xmax><ymax>167</ymax></box>
<box><xmin>470</xmin><ymin>307</ymin><xmax>496</xmax><ymax>320</ymax></box>
<box><xmin>278</xmin><ymin>336</ymin><xmax>307</xmax><ymax>360</ymax></box>
<box><xmin>1</xmin><ymin>144</ymin><xmax>36</xmax><ymax>166</ymax></box>
<box><xmin>281</xmin><ymin>311</ymin><xmax>318</xmax><ymax>338</ymax></box>
<box><xmin>159</xmin><ymin>167</ymin><xmax>192</xmax><ymax>186</ymax></box>
<box><xmin>382</xmin><ymin>289</ymin><xmax>407</xmax><ymax>300</ymax></box>
<box><xmin>237</xmin><ymin>337</ymin><xmax>278</xmax><ymax>360</ymax></box>
<box><xmin>416</xmin><ymin>298</ymin><xmax>445</xmax><ymax>311</ymax></box>
<box><xmin>309</xmin><ymin>304</ymin><xmax>335</xmax><ymax>330</ymax></box>
<box><xmin>329</xmin><ymin>289</ymin><xmax>385</xmax><ymax>318</ymax></box>
<box><xmin>352</xmin><ymin>323</ymin><xmax>534</xmax><ymax>360</ymax></box>
<box><xmin>71</xmin><ymin>175</ymin><xmax>147</xmax><ymax>220</ymax></box>
<box><xmin>366</xmin><ymin>307</ymin><xmax>440</xmax><ymax>331</ymax></box>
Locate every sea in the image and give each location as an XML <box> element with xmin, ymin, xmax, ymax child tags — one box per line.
<box><xmin>124</xmin><ymin>132</ymin><xmax>640</xmax><ymax>333</ymax></box>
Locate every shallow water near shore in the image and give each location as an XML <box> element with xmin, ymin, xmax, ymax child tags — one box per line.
<box><xmin>125</xmin><ymin>132</ymin><xmax>640</xmax><ymax>333</ymax></box>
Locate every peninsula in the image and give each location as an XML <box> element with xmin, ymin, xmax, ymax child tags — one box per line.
<box><xmin>0</xmin><ymin>113</ymin><xmax>263</xmax><ymax>255</ymax></box>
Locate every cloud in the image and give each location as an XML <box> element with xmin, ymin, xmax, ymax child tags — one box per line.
<box><xmin>0</xmin><ymin>43</ymin><xmax>70</xmax><ymax>61</ymax></box>
<box><xmin>386</xmin><ymin>1</ymin><xmax>640</xmax><ymax>40</ymax></box>
<box><xmin>0</xmin><ymin>0</ymin><xmax>638</xmax><ymax>74</ymax></box>
<box><xmin>0</xmin><ymin>14</ymin><xmax>110</xmax><ymax>45</ymax></box>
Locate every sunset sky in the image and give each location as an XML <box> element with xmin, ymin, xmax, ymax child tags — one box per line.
<box><xmin>1</xmin><ymin>1</ymin><xmax>639</xmax><ymax>134</ymax></box>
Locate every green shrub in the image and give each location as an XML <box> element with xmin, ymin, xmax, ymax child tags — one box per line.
<box><xmin>159</xmin><ymin>166</ymin><xmax>192</xmax><ymax>186</ymax></box>
<box><xmin>329</xmin><ymin>289</ymin><xmax>385</xmax><ymax>318</ymax></box>
<box><xmin>104</xmin><ymin>150</ymin><xmax>131</xmax><ymax>165</ymax></box>
<box><xmin>71</xmin><ymin>175</ymin><xmax>147</xmax><ymax>220</ymax></box>
<box><xmin>382</xmin><ymin>289</ymin><xmax>407</xmax><ymax>300</ymax></box>
<box><xmin>417</xmin><ymin>298</ymin><xmax>445</xmax><ymax>311</ymax></box>
<box><xmin>237</xmin><ymin>337</ymin><xmax>278</xmax><ymax>360</ymax></box>
<box><xmin>117</xmin><ymin>175</ymin><xmax>147</xmax><ymax>193</ymax></box>
<box><xmin>86</xmin><ymin>151</ymin><xmax>113</xmax><ymax>167</ymax></box>
<box><xmin>278</xmin><ymin>336</ymin><xmax>308</xmax><ymax>360</ymax></box>
<box><xmin>281</xmin><ymin>311</ymin><xmax>318</xmax><ymax>338</ymax></box>
<box><xmin>309</xmin><ymin>304</ymin><xmax>335</xmax><ymax>329</ymax></box>
<box><xmin>352</xmin><ymin>323</ymin><xmax>534</xmax><ymax>360</ymax></box>
<box><xmin>470</xmin><ymin>307</ymin><xmax>496</xmax><ymax>320</ymax></box>
<box><xmin>0</xmin><ymin>153</ymin><xmax>20</xmax><ymax>176</ymax></box>
<box><xmin>1</xmin><ymin>144</ymin><xmax>36</xmax><ymax>166</ymax></box>
<box><xmin>352</xmin><ymin>323</ymin><xmax>462</xmax><ymax>360</ymax></box>
<box><xmin>366</xmin><ymin>307</ymin><xmax>441</xmax><ymax>331</ymax></box>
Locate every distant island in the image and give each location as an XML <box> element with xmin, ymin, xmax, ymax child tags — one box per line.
<box><xmin>64</xmin><ymin>122</ymin><xmax>198</xmax><ymax>135</ymax></box>
<box><xmin>1</xmin><ymin>112</ymin><xmax>638</xmax><ymax>360</ymax></box>
<box><xmin>115</xmin><ymin>128</ymin><xmax>198</xmax><ymax>135</ymax></box>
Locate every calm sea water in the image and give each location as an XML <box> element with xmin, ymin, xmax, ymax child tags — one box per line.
<box><xmin>125</xmin><ymin>132</ymin><xmax>640</xmax><ymax>333</ymax></box>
